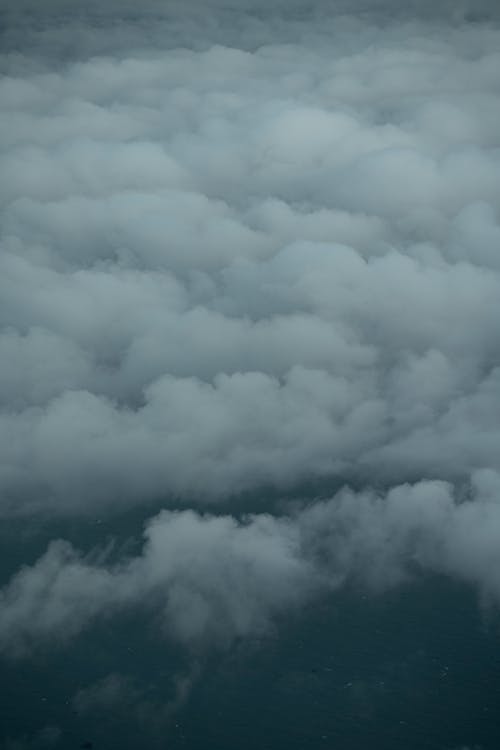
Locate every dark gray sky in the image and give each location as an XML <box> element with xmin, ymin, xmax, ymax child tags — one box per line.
<box><xmin>1</xmin><ymin>0</ymin><xmax>500</xmax><ymax>661</ymax></box>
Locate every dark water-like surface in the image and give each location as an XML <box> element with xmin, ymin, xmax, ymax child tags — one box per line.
<box><xmin>2</xmin><ymin>580</ymin><xmax>500</xmax><ymax>749</ymax></box>
<box><xmin>1</xmin><ymin>517</ymin><xmax>500</xmax><ymax>750</ymax></box>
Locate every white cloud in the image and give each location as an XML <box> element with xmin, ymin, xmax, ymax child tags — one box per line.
<box><xmin>1</xmin><ymin>0</ymin><xmax>500</xmax><ymax>653</ymax></box>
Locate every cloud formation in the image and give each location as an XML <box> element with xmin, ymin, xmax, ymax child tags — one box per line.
<box><xmin>2</xmin><ymin>472</ymin><xmax>500</xmax><ymax>655</ymax></box>
<box><xmin>1</xmin><ymin>0</ymin><xmax>500</xmax><ymax>653</ymax></box>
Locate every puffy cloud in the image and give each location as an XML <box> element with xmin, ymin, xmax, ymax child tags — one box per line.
<box><xmin>1</xmin><ymin>0</ymin><xmax>500</xmax><ymax>656</ymax></box>
<box><xmin>0</xmin><ymin>506</ymin><xmax>317</xmax><ymax>653</ymax></box>
<box><xmin>3</xmin><ymin>474</ymin><xmax>500</xmax><ymax>655</ymax></box>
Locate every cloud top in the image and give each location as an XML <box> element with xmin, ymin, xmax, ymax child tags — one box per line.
<box><xmin>1</xmin><ymin>0</ymin><xmax>500</xmax><ymax>655</ymax></box>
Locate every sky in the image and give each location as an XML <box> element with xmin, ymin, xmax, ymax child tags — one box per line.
<box><xmin>1</xmin><ymin>0</ymin><xmax>500</xmax><ymax>746</ymax></box>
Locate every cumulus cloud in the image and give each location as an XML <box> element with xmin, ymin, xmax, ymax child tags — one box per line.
<box><xmin>0</xmin><ymin>505</ymin><xmax>317</xmax><ymax>653</ymax></box>
<box><xmin>2</xmin><ymin>473</ymin><xmax>500</xmax><ymax>655</ymax></box>
<box><xmin>1</xmin><ymin>0</ymin><xmax>500</xmax><ymax>655</ymax></box>
<box><xmin>2</xmin><ymin>6</ymin><xmax>500</xmax><ymax>514</ymax></box>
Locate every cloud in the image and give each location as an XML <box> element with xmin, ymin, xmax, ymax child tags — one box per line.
<box><xmin>2</xmin><ymin>473</ymin><xmax>500</xmax><ymax>655</ymax></box>
<box><xmin>1</xmin><ymin>0</ymin><xmax>500</xmax><ymax>656</ymax></box>
<box><xmin>0</xmin><ymin>506</ymin><xmax>317</xmax><ymax>653</ymax></box>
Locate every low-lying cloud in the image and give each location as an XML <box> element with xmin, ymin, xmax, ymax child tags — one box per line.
<box><xmin>2</xmin><ymin>473</ymin><xmax>500</xmax><ymax>655</ymax></box>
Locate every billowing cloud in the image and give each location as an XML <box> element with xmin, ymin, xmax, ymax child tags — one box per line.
<box><xmin>0</xmin><ymin>504</ymin><xmax>317</xmax><ymax>653</ymax></box>
<box><xmin>2</xmin><ymin>473</ymin><xmax>500</xmax><ymax>655</ymax></box>
<box><xmin>1</xmin><ymin>0</ymin><xmax>500</xmax><ymax>661</ymax></box>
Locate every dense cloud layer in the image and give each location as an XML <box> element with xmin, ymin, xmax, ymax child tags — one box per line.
<box><xmin>1</xmin><ymin>0</ymin><xmax>500</xmax><ymax>653</ymax></box>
